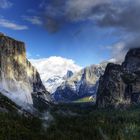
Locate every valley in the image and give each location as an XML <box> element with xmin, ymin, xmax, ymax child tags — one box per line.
<box><xmin>0</xmin><ymin>33</ymin><xmax>140</xmax><ymax>140</ymax></box>
<box><xmin>1</xmin><ymin>0</ymin><xmax>140</xmax><ymax>139</ymax></box>
<box><xmin>1</xmin><ymin>103</ymin><xmax>140</xmax><ymax>140</ymax></box>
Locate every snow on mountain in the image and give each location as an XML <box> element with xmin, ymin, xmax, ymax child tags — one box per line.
<box><xmin>52</xmin><ymin>58</ymin><xmax>121</xmax><ymax>102</ymax></box>
<box><xmin>53</xmin><ymin>63</ymin><xmax>107</xmax><ymax>102</ymax></box>
<box><xmin>30</xmin><ymin>56</ymin><xmax>82</xmax><ymax>93</ymax></box>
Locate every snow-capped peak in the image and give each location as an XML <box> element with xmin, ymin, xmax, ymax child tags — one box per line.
<box><xmin>30</xmin><ymin>56</ymin><xmax>82</xmax><ymax>93</ymax></box>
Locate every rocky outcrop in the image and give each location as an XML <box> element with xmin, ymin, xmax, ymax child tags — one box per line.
<box><xmin>53</xmin><ymin>64</ymin><xmax>106</xmax><ymax>102</ymax></box>
<box><xmin>96</xmin><ymin>48</ymin><xmax>140</xmax><ymax>108</ymax></box>
<box><xmin>64</xmin><ymin>70</ymin><xmax>73</xmax><ymax>79</ymax></box>
<box><xmin>0</xmin><ymin>33</ymin><xmax>50</xmax><ymax>108</ymax></box>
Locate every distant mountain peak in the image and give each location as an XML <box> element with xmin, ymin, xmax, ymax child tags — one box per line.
<box><xmin>64</xmin><ymin>70</ymin><xmax>74</xmax><ymax>79</ymax></box>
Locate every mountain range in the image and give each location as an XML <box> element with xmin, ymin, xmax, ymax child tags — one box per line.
<box><xmin>1</xmin><ymin>33</ymin><xmax>140</xmax><ymax>112</ymax></box>
<box><xmin>52</xmin><ymin>63</ymin><xmax>107</xmax><ymax>102</ymax></box>
<box><xmin>31</xmin><ymin>56</ymin><xmax>117</xmax><ymax>103</ymax></box>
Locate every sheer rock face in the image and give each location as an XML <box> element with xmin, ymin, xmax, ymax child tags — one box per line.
<box><xmin>96</xmin><ymin>64</ymin><xmax>125</xmax><ymax>108</ymax></box>
<box><xmin>96</xmin><ymin>48</ymin><xmax>140</xmax><ymax>108</ymax></box>
<box><xmin>0</xmin><ymin>33</ymin><xmax>49</xmax><ymax>107</ymax></box>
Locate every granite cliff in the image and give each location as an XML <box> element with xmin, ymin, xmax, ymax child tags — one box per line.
<box><xmin>0</xmin><ymin>33</ymin><xmax>50</xmax><ymax>108</ymax></box>
<box><xmin>96</xmin><ymin>48</ymin><xmax>140</xmax><ymax>108</ymax></box>
<box><xmin>53</xmin><ymin>63</ymin><xmax>106</xmax><ymax>102</ymax></box>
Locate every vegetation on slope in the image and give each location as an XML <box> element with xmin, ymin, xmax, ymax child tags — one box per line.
<box><xmin>0</xmin><ymin>113</ymin><xmax>43</xmax><ymax>140</ymax></box>
<box><xmin>1</xmin><ymin>102</ymin><xmax>140</xmax><ymax>140</ymax></box>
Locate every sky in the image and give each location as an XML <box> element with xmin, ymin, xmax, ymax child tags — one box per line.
<box><xmin>0</xmin><ymin>0</ymin><xmax>140</xmax><ymax>67</ymax></box>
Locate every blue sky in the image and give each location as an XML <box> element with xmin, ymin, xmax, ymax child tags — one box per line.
<box><xmin>0</xmin><ymin>0</ymin><xmax>138</xmax><ymax>67</ymax></box>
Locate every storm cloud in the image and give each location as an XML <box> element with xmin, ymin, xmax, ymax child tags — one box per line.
<box><xmin>39</xmin><ymin>0</ymin><xmax>140</xmax><ymax>60</ymax></box>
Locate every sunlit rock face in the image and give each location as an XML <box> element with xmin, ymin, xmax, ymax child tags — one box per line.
<box><xmin>96</xmin><ymin>48</ymin><xmax>140</xmax><ymax>108</ymax></box>
<box><xmin>0</xmin><ymin>33</ymin><xmax>49</xmax><ymax>107</ymax></box>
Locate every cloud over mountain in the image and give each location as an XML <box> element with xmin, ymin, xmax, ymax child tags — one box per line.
<box><xmin>30</xmin><ymin>56</ymin><xmax>82</xmax><ymax>85</ymax></box>
<box><xmin>30</xmin><ymin>56</ymin><xmax>82</xmax><ymax>93</ymax></box>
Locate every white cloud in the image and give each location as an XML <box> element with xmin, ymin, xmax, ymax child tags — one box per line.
<box><xmin>30</xmin><ymin>56</ymin><xmax>82</xmax><ymax>81</ymax></box>
<box><xmin>0</xmin><ymin>0</ymin><xmax>13</xmax><ymax>9</ymax></box>
<box><xmin>30</xmin><ymin>56</ymin><xmax>82</xmax><ymax>92</ymax></box>
<box><xmin>22</xmin><ymin>16</ymin><xmax>42</xmax><ymax>25</ymax></box>
<box><xmin>0</xmin><ymin>17</ymin><xmax>28</xmax><ymax>30</ymax></box>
